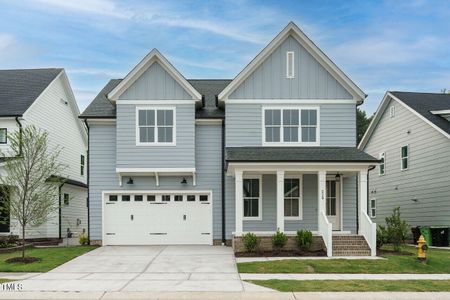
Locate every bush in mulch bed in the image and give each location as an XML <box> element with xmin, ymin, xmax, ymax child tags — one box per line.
<box><xmin>235</xmin><ymin>249</ymin><xmax>327</xmax><ymax>257</ymax></box>
<box><xmin>5</xmin><ymin>256</ymin><xmax>41</xmax><ymax>264</ymax></box>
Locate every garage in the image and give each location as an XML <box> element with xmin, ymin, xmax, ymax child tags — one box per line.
<box><xmin>103</xmin><ymin>191</ymin><xmax>212</xmax><ymax>245</ymax></box>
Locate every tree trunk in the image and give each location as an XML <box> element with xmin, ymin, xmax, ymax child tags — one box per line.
<box><xmin>22</xmin><ymin>225</ymin><xmax>25</xmax><ymax>258</ymax></box>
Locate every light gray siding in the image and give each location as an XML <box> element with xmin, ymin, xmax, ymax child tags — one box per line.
<box><xmin>89</xmin><ymin>123</ymin><xmax>223</xmax><ymax>240</ymax></box>
<box><xmin>364</xmin><ymin>99</ymin><xmax>450</xmax><ymax>227</ymax></box>
<box><xmin>116</xmin><ymin>104</ymin><xmax>195</xmax><ymax>168</ymax></box>
<box><xmin>119</xmin><ymin>61</ymin><xmax>192</xmax><ymax>100</ymax></box>
<box><xmin>226</xmin><ymin>103</ymin><xmax>356</xmax><ymax>147</ymax></box>
<box><xmin>229</xmin><ymin>36</ymin><xmax>352</xmax><ymax>100</ymax></box>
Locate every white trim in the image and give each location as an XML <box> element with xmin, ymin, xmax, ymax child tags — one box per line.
<box><xmin>86</xmin><ymin>119</ymin><xmax>116</xmax><ymax>125</ymax></box>
<box><xmin>369</xmin><ymin>197</ymin><xmax>376</xmax><ymax>218</ymax></box>
<box><xmin>389</xmin><ymin>105</ymin><xmax>395</xmax><ymax>118</ymax></box>
<box><xmin>218</xmin><ymin>22</ymin><xmax>365</xmax><ymax>102</ymax></box>
<box><xmin>359</xmin><ymin>92</ymin><xmax>450</xmax><ymax>149</ymax></box>
<box><xmin>195</xmin><ymin>119</ymin><xmax>223</xmax><ymax>125</ymax></box>
<box><xmin>233</xmin><ymin>231</ymin><xmax>320</xmax><ymax>236</ymax></box>
<box><xmin>286</xmin><ymin>51</ymin><xmax>295</xmax><ymax>78</ymax></box>
<box><xmin>431</xmin><ymin>110</ymin><xmax>450</xmax><ymax>115</ymax></box>
<box><xmin>284</xmin><ymin>175</ymin><xmax>303</xmax><ymax>221</ymax></box>
<box><xmin>379</xmin><ymin>152</ymin><xmax>385</xmax><ymax>176</ymax></box>
<box><xmin>262</xmin><ymin>106</ymin><xmax>320</xmax><ymax>146</ymax></box>
<box><xmin>108</xmin><ymin>49</ymin><xmax>202</xmax><ymax>101</ymax></box>
<box><xmin>227</xmin><ymin>99</ymin><xmax>357</xmax><ymax>104</ymax></box>
<box><xmin>135</xmin><ymin>106</ymin><xmax>176</xmax><ymax>146</ymax></box>
<box><xmin>116</xmin><ymin>167</ymin><xmax>195</xmax><ymax>174</ymax></box>
<box><xmin>400</xmin><ymin>144</ymin><xmax>409</xmax><ymax>171</ymax></box>
<box><xmin>117</xmin><ymin>100</ymin><xmax>195</xmax><ymax>105</ymax></box>
<box><xmin>242</xmin><ymin>175</ymin><xmax>263</xmax><ymax>221</ymax></box>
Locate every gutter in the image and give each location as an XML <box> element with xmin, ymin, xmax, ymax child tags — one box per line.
<box><xmin>221</xmin><ymin>119</ymin><xmax>226</xmax><ymax>244</ymax></box>
<box><xmin>84</xmin><ymin>120</ymin><xmax>90</xmax><ymax>245</ymax></box>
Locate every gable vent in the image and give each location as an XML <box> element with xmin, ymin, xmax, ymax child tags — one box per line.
<box><xmin>286</xmin><ymin>51</ymin><xmax>295</xmax><ymax>78</ymax></box>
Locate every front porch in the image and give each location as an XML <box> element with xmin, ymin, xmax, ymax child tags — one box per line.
<box><xmin>228</xmin><ymin>163</ymin><xmax>377</xmax><ymax>257</ymax></box>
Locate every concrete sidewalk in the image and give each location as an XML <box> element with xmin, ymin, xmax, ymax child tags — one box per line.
<box><xmin>0</xmin><ymin>291</ymin><xmax>449</xmax><ymax>299</ymax></box>
<box><xmin>241</xmin><ymin>273</ymin><xmax>450</xmax><ymax>280</ymax></box>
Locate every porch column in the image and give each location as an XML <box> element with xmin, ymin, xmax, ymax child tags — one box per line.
<box><xmin>235</xmin><ymin>170</ymin><xmax>243</xmax><ymax>236</ymax></box>
<box><xmin>358</xmin><ymin>170</ymin><xmax>368</xmax><ymax>225</ymax></box>
<box><xmin>318</xmin><ymin>170</ymin><xmax>326</xmax><ymax>215</ymax></box>
<box><xmin>276</xmin><ymin>170</ymin><xmax>285</xmax><ymax>232</ymax></box>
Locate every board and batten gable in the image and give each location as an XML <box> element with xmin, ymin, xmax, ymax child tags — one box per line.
<box><xmin>118</xmin><ymin>61</ymin><xmax>192</xmax><ymax>100</ymax></box>
<box><xmin>229</xmin><ymin>36</ymin><xmax>352</xmax><ymax>100</ymax></box>
<box><xmin>363</xmin><ymin>98</ymin><xmax>450</xmax><ymax>227</ymax></box>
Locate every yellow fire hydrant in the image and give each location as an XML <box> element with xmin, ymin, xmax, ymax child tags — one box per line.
<box><xmin>417</xmin><ymin>235</ymin><xmax>428</xmax><ymax>261</ymax></box>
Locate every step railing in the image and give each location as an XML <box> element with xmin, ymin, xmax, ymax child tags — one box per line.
<box><xmin>360</xmin><ymin>211</ymin><xmax>377</xmax><ymax>256</ymax></box>
<box><xmin>318</xmin><ymin>211</ymin><xmax>332</xmax><ymax>257</ymax></box>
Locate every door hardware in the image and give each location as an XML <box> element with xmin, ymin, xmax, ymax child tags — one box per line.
<box><xmin>183</xmin><ymin>214</ymin><xmax>186</xmax><ymax>221</ymax></box>
<box><xmin>131</xmin><ymin>214</ymin><xmax>134</xmax><ymax>220</ymax></box>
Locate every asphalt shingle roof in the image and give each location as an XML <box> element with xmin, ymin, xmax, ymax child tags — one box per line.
<box><xmin>0</xmin><ymin>68</ymin><xmax>62</xmax><ymax>117</ymax></box>
<box><xmin>390</xmin><ymin>91</ymin><xmax>450</xmax><ymax>135</ymax></box>
<box><xmin>80</xmin><ymin>79</ymin><xmax>230</xmax><ymax>119</ymax></box>
<box><xmin>226</xmin><ymin>147</ymin><xmax>379</xmax><ymax>163</ymax></box>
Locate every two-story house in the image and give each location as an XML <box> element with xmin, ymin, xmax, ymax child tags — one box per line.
<box><xmin>359</xmin><ymin>92</ymin><xmax>450</xmax><ymax>243</ymax></box>
<box><xmin>0</xmin><ymin>68</ymin><xmax>88</xmax><ymax>242</ymax></box>
<box><xmin>81</xmin><ymin>22</ymin><xmax>378</xmax><ymax>256</ymax></box>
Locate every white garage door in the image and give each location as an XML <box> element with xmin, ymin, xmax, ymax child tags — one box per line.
<box><xmin>103</xmin><ymin>191</ymin><xmax>212</xmax><ymax>245</ymax></box>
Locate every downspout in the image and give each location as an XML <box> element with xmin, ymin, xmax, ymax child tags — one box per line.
<box><xmin>84</xmin><ymin>120</ymin><xmax>90</xmax><ymax>244</ymax></box>
<box><xmin>221</xmin><ymin>118</ymin><xmax>226</xmax><ymax>245</ymax></box>
<box><xmin>58</xmin><ymin>182</ymin><xmax>64</xmax><ymax>239</ymax></box>
<box><xmin>14</xmin><ymin>117</ymin><xmax>23</xmax><ymax>157</ymax></box>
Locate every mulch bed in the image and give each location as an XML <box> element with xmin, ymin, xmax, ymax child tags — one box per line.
<box><xmin>5</xmin><ymin>256</ymin><xmax>41</xmax><ymax>264</ymax></box>
<box><xmin>377</xmin><ymin>249</ymin><xmax>413</xmax><ymax>256</ymax></box>
<box><xmin>235</xmin><ymin>249</ymin><xmax>326</xmax><ymax>257</ymax></box>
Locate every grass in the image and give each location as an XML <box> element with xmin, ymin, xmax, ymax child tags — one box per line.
<box><xmin>0</xmin><ymin>246</ymin><xmax>96</xmax><ymax>272</ymax></box>
<box><xmin>248</xmin><ymin>279</ymin><xmax>450</xmax><ymax>292</ymax></box>
<box><xmin>0</xmin><ymin>279</ymin><xmax>11</xmax><ymax>284</ymax></box>
<box><xmin>238</xmin><ymin>245</ymin><xmax>450</xmax><ymax>274</ymax></box>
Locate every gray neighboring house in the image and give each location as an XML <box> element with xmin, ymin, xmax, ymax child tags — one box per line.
<box><xmin>0</xmin><ymin>69</ymin><xmax>88</xmax><ymax>241</ymax></box>
<box><xmin>359</xmin><ymin>92</ymin><xmax>450</xmax><ymax>233</ymax></box>
<box><xmin>80</xmin><ymin>22</ymin><xmax>379</xmax><ymax>256</ymax></box>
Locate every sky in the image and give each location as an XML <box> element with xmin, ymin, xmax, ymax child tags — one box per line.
<box><xmin>0</xmin><ymin>0</ymin><xmax>449</xmax><ymax>114</ymax></box>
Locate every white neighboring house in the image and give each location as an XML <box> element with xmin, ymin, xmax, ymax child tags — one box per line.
<box><xmin>0</xmin><ymin>68</ymin><xmax>88</xmax><ymax>241</ymax></box>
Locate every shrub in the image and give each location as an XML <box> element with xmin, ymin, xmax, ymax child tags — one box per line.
<box><xmin>272</xmin><ymin>229</ymin><xmax>287</xmax><ymax>250</ymax></box>
<box><xmin>376</xmin><ymin>225</ymin><xmax>388</xmax><ymax>249</ymax></box>
<box><xmin>296</xmin><ymin>229</ymin><xmax>313</xmax><ymax>250</ymax></box>
<box><xmin>385</xmin><ymin>207</ymin><xmax>409</xmax><ymax>252</ymax></box>
<box><xmin>242</xmin><ymin>232</ymin><xmax>259</xmax><ymax>252</ymax></box>
<box><xmin>78</xmin><ymin>233</ymin><xmax>89</xmax><ymax>245</ymax></box>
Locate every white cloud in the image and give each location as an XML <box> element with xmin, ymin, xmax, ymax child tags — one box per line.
<box><xmin>67</xmin><ymin>67</ymin><xmax>123</xmax><ymax>78</ymax></box>
<box><xmin>74</xmin><ymin>89</ymin><xmax>98</xmax><ymax>111</ymax></box>
<box><xmin>0</xmin><ymin>33</ymin><xmax>15</xmax><ymax>50</ymax></box>
<box><xmin>34</xmin><ymin>0</ymin><xmax>131</xmax><ymax>18</ymax></box>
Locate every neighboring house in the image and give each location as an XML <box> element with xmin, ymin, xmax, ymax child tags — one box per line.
<box><xmin>359</xmin><ymin>91</ymin><xmax>450</xmax><ymax>230</ymax></box>
<box><xmin>0</xmin><ymin>69</ymin><xmax>88</xmax><ymax>241</ymax></box>
<box><xmin>80</xmin><ymin>22</ymin><xmax>378</xmax><ymax>256</ymax></box>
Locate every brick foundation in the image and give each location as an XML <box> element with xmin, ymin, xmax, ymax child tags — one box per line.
<box><xmin>89</xmin><ymin>239</ymin><xmax>102</xmax><ymax>246</ymax></box>
<box><xmin>232</xmin><ymin>234</ymin><xmax>325</xmax><ymax>253</ymax></box>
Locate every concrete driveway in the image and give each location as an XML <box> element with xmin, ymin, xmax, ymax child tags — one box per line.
<box><xmin>15</xmin><ymin>246</ymin><xmax>247</xmax><ymax>292</ymax></box>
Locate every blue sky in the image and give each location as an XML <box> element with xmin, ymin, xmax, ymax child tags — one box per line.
<box><xmin>1</xmin><ymin>0</ymin><xmax>449</xmax><ymax>114</ymax></box>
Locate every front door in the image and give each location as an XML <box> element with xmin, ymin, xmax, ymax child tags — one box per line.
<box><xmin>326</xmin><ymin>180</ymin><xmax>341</xmax><ymax>231</ymax></box>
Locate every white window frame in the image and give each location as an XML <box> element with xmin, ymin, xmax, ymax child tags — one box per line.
<box><xmin>370</xmin><ymin>198</ymin><xmax>376</xmax><ymax>218</ymax></box>
<box><xmin>389</xmin><ymin>105</ymin><xmax>395</xmax><ymax>118</ymax></box>
<box><xmin>379</xmin><ymin>152</ymin><xmax>385</xmax><ymax>176</ymax></box>
<box><xmin>243</xmin><ymin>175</ymin><xmax>263</xmax><ymax>221</ymax></box>
<box><xmin>284</xmin><ymin>175</ymin><xmax>303</xmax><ymax>220</ymax></box>
<box><xmin>262</xmin><ymin>106</ymin><xmax>320</xmax><ymax>146</ymax></box>
<box><xmin>286</xmin><ymin>51</ymin><xmax>295</xmax><ymax>78</ymax></box>
<box><xmin>135</xmin><ymin>106</ymin><xmax>176</xmax><ymax>146</ymax></box>
<box><xmin>401</xmin><ymin>145</ymin><xmax>409</xmax><ymax>171</ymax></box>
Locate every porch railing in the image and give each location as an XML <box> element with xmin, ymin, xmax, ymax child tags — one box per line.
<box><xmin>360</xmin><ymin>211</ymin><xmax>377</xmax><ymax>256</ymax></box>
<box><xmin>318</xmin><ymin>211</ymin><xmax>332</xmax><ymax>257</ymax></box>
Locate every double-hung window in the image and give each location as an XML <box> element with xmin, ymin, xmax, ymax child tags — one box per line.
<box><xmin>137</xmin><ymin>107</ymin><xmax>175</xmax><ymax>145</ymax></box>
<box><xmin>379</xmin><ymin>152</ymin><xmax>385</xmax><ymax>175</ymax></box>
<box><xmin>284</xmin><ymin>178</ymin><xmax>301</xmax><ymax>219</ymax></box>
<box><xmin>370</xmin><ymin>198</ymin><xmax>376</xmax><ymax>218</ymax></box>
<box><xmin>0</xmin><ymin>128</ymin><xmax>6</xmax><ymax>144</ymax></box>
<box><xmin>243</xmin><ymin>177</ymin><xmax>261</xmax><ymax>219</ymax></box>
<box><xmin>263</xmin><ymin>108</ymin><xmax>318</xmax><ymax>145</ymax></box>
<box><xmin>401</xmin><ymin>145</ymin><xmax>409</xmax><ymax>170</ymax></box>
<box><xmin>80</xmin><ymin>155</ymin><xmax>85</xmax><ymax>176</ymax></box>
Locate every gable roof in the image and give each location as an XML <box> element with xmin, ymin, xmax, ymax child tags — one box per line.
<box><xmin>107</xmin><ymin>49</ymin><xmax>202</xmax><ymax>101</ymax></box>
<box><xmin>358</xmin><ymin>91</ymin><xmax>450</xmax><ymax>149</ymax></box>
<box><xmin>218</xmin><ymin>22</ymin><xmax>366</xmax><ymax>103</ymax></box>
<box><xmin>80</xmin><ymin>79</ymin><xmax>230</xmax><ymax>119</ymax></box>
<box><xmin>0</xmin><ymin>68</ymin><xmax>62</xmax><ymax>117</ymax></box>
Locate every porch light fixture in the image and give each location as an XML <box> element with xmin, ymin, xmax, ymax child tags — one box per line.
<box><xmin>126</xmin><ymin>177</ymin><xmax>134</xmax><ymax>185</ymax></box>
<box><xmin>335</xmin><ymin>173</ymin><xmax>341</xmax><ymax>182</ymax></box>
<box><xmin>181</xmin><ymin>177</ymin><xmax>187</xmax><ymax>184</ymax></box>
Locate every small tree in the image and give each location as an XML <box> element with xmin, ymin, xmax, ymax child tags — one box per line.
<box><xmin>0</xmin><ymin>126</ymin><xmax>65</xmax><ymax>260</ymax></box>
<box><xmin>385</xmin><ymin>207</ymin><xmax>409</xmax><ymax>252</ymax></box>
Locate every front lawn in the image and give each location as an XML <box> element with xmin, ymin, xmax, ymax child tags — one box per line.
<box><xmin>238</xmin><ymin>245</ymin><xmax>450</xmax><ymax>274</ymax></box>
<box><xmin>248</xmin><ymin>279</ymin><xmax>450</xmax><ymax>292</ymax></box>
<box><xmin>0</xmin><ymin>246</ymin><xmax>96</xmax><ymax>272</ymax></box>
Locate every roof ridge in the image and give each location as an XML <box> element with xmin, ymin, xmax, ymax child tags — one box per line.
<box><xmin>0</xmin><ymin>68</ymin><xmax>63</xmax><ymax>72</ymax></box>
<box><xmin>391</xmin><ymin>91</ymin><xmax>450</xmax><ymax>95</ymax></box>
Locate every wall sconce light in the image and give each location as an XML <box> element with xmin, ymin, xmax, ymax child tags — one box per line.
<box><xmin>181</xmin><ymin>177</ymin><xmax>187</xmax><ymax>184</ymax></box>
<box><xmin>411</xmin><ymin>198</ymin><xmax>418</xmax><ymax>203</ymax></box>
<box><xmin>127</xmin><ymin>177</ymin><xmax>134</xmax><ymax>185</ymax></box>
<box><xmin>335</xmin><ymin>173</ymin><xmax>341</xmax><ymax>182</ymax></box>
